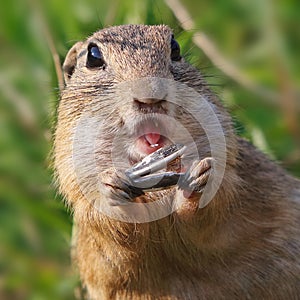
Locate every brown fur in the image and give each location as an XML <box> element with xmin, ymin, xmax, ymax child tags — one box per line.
<box><xmin>54</xmin><ymin>25</ymin><xmax>300</xmax><ymax>299</ymax></box>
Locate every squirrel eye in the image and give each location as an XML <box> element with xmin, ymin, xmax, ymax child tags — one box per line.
<box><xmin>87</xmin><ymin>43</ymin><xmax>106</xmax><ymax>69</ymax></box>
<box><xmin>171</xmin><ymin>35</ymin><xmax>181</xmax><ymax>61</ymax></box>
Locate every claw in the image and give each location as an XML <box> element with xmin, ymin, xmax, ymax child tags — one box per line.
<box><xmin>178</xmin><ymin>157</ymin><xmax>213</xmax><ymax>193</ymax></box>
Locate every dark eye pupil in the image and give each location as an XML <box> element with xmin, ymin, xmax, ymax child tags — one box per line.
<box><xmin>87</xmin><ymin>44</ymin><xmax>105</xmax><ymax>68</ymax></box>
<box><xmin>90</xmin><ymin>46</ymin><xmax>101</xmax><ymax>59</ymax></box>
<box><xmin>171</xmin><ymin>36</ymin><xmax>181</xmax><ymax>61</ymax></box>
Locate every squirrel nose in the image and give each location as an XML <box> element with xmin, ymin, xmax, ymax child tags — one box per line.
<box><xmin>133</xmin><ymin>98</ymin><xmax>166</xmax><ymax>113</ymax></box>
<box><xmin>133</xmin><ymin>97</ymin><xmax>165</xmax><ymax>105</ymax></box>
<box><xmin>130</xmin><ymin>78</ymin><xmax>169</xmax><ymax>101</ymax></box>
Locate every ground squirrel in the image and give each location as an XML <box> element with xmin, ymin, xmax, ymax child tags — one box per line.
<box><xmin>54</xmin><ymin>24</ymin><xmax>300</xmax><ymax>299</ymax></box>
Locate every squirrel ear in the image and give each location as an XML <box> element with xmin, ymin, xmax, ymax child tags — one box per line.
<box><xmin>63</xmin><ymin>41</ymin><xmax>83</xmax><ymax>85</ymax></box>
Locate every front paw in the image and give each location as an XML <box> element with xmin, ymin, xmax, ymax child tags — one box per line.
<box><xmin>98</xmin><ymin>169</ymin><xmax>144</xmax><ymax>206</ymax></box>
<box><xmin>179</xmin><ymin>157</ymin><xmax>214</xmax><ymax>193</ymax></box>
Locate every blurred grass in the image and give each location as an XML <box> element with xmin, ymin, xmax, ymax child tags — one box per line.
<box><xmin>0</xmin><ymin>0</ymin><xmax>299</xmax><ymax>299</ymax></box>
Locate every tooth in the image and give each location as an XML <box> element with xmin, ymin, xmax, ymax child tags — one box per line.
<box><xmin>150</xmin><ymin>143</ymin><xmax>159</xmax><ymax>148</ymax></box>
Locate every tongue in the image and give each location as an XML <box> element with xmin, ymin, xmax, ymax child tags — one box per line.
<box><xmin>144</xmin><ymin>133</ymin><xmax>161</xmax><ymax>145</ymax></box>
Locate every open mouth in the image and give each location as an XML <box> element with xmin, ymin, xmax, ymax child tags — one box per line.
<box><xmin>134</xmin><ymin>118</ymin><xmax>169</xmax><ymax>155</ymax></box>
<box><xmin>136</xmin><ymin>133</ymin><xmax>166</xmax><ymax>154</ymax></box>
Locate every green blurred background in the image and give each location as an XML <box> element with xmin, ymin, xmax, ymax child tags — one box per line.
<box><xmin>0</xmin><ymin>0</ymin><xmax>299</xmax><ymax>299</ymax></box>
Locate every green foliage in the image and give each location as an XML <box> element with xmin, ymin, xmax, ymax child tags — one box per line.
<box><xmin>0</xmin><ymin>0</ymin><xmax>299</xmax><ymax>298</ymax></box>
